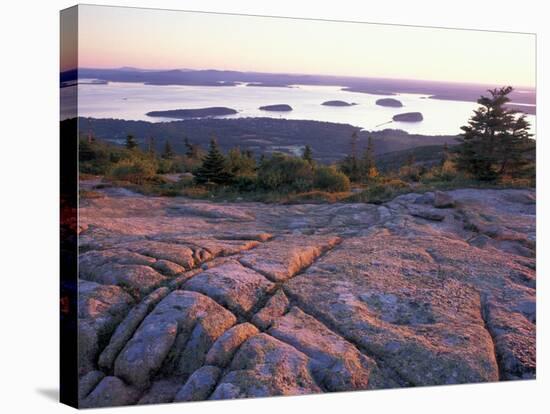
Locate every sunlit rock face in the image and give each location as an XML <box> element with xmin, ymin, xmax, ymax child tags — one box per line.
<box><xmin>77</xmin><ymin>182</ymin><xmax>536</xmax><ymax>406</ymax></box>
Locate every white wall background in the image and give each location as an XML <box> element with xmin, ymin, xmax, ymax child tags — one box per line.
<box><xmin>0</xmin><ymin>0</ymin><xmax>547</xmax><ymax>412</ymax></box>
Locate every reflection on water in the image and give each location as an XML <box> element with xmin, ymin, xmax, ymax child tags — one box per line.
<box><xmin>69</xmin><ymin>82</ymin><xmax>536</xmax><ymax>136</ymax></box>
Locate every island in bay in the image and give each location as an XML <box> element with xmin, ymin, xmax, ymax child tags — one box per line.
<box><xmin>258</xmin><ymin>104</ymin><xmax>293</xmax><ymax>112</ymax></box>
<box><xmin>376</xmin><ymin>98</ymin><xmax>403</xmax><ymax>107</ymax></box>
<box><xmin>393</xmin><ymin>112</ymin><xmax>424</xmax><ymax>122</ymax></box>
<box><xmin>321</xmin><ymin>100</ymin><xmax>357</xmax><ymax>107</ymax></box>
<box><xmin>146</xmin><ymin>107</ymin><xmax>238</xmax><ymax>119</ymax></box>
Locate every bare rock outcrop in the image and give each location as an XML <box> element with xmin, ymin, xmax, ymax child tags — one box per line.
<box><xmin>252</xmin><ymin>289</ymin><xmax>290</xmax><ymax>330</ymax></box>
<box><xmin>434</xmin><ymin>191</ymin><xmax>455</xmax><ymax>208</ymax></box>
<box><xmin>174</xmin><ymin>366</ymin><xmax>222</xmax><ymax>402</ymax></box>
<box><xmin>114</xmin><ymin>290</ymin><xmax>236</xmax><ymax>389</ymax></box>
<box><xmin>184</xmin><ymin>261</ymin><xmax>275</xmax><ymax>316</ymax></box>
<box><xmin>284</xmin><ymin>235</ymin><xmax>502</xmax><ymax>385</ymax></box>
<box><xmin>269</xmin><ymin>307</ymin><xmax>379</xmax><ymax>391</ymax></box>
<box><xmin>205</xmin><ymin>323</ymin><xmax>259</xmax><ymax>367</ymax></box>
<box><xmin>80</xmin><ymin>376</ymin><xmax>140</xmax><ymax>408</ymax></box>
<box><xmin>79</xmin><ymin>262</ymin><xmax>167</xmax><ymax>298</ymax></box>
<box><xmin>78</xmin><ymin>280</ymin><xmax>134</xmax><ymax>376</ymax></box>
<box><xmin>77</xmin><ymin>184</ymin><xmax>535</xmax><ymax>406</ymax></box>
<box><xmin>98</xmin><ymin>287</ymin><xmax>170</xmax><ymax>371</ymax></box>
<box><xmin>239</xmin><ymin>235</ymin><xmax>341</xmax><ymax>282</ymax></box>
<box><xmin>210</xmin><ymin>333</ymin><xmax>322</xmax><ymax>398</ymax></box>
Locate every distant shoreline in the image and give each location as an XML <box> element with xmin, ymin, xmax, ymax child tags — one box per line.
<box><xmin>65</xmin><ymin>67</ymin><xmax>536</xmax><ymax>109</ymax></box>
<box><xmin>74</xmin><ymin>116</ymin><xmax>459</xmax><ymax>164</ymax></box>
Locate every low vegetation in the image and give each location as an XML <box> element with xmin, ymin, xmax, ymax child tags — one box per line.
<box><xmin>79</xmin><ymin>87</ymin><xmax>535</xmax><ymax>203</ymax></box>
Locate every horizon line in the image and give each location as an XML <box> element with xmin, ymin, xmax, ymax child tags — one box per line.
<box><xmin>62</xmin><ymin>66</ymin><xmax>537</xmax><ymax>90</ymax></box>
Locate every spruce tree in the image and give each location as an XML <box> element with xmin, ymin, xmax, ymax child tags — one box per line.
<box><xmin>456</xmin><ymin>86</ymin><xmax>532</xmax><ymax>180</ymax></box>
<box><xmin>147</xmin><ymin>137</ymin><xmax>156</xmax><ymax>157</ymax></box>
<box><xmin>440</xmin><ymin>143</ymin><xmax>450</xmax><ymax>166</ymax></box>
<box><xmin>362</xmin><ymin>136</ymin><xmax>378</xmax><ymax>179</ymax></box>
<box><xmin>184</xmin><ymin>137</ymin><xmax>200</xmax><ymax>159</ymax></box>
<box><xmin>351</xmin><ymin>130</ymin><xmax>361</xmax><ymax>181</ymax></box>
<box><xmin>302</xmin><ymin>145</ymin><xmax>314</xmax><ymax>164</ymax></box>
<box><xmin>405</xmin><ymin>153</ymin><xmax>416</xmax><ymax>167</ymax></box>
<box><xmin>195</xmin><ymin>138</ymin><xmax>233</xmax><ymax>185</ymax></box>
<box><xmin>341</xmin><ymin>130</ymin><xmax>361</xmax><ymax>182</ymax></box>
<box><xmin>496</xmin><ymin>110</ymin><xmax>532</xmax><ymax>176</ymax></box>
<box><xmin>125</xmin><ymin>134</ymin><xmax>138</xmax><ymax>150</ymax></box>
<box><xmin>162</xmin><ymin>140</ymin><xmax>174</xmax><ymax>159</ymax></box>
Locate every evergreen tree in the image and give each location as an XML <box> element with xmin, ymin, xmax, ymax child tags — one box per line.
<box><xmin>362</xmin><ymin>136</ymin><xmax>378</xmax><ymax>179</ymax></box>
<box><xmin>496</xmin><ymin>111</ymin><xmax>533</xmax><ymax>176</ymax></box>
<box><xmin>340</xmin><ymin>130</ymin><xmax>361</xmax><ymax>182</ymax></box>
<box><xmin>455</xmin><ymin>86</ymin><xmax>532</xmax><ymax>180</ymax></box>
<box><xmin>302</xmin><ymin>145</ymin><xmax>314</xmax><ymax>164</ymax></box>
<box><xmin>147</xmin><ymin>137</ymin><xmax>156</xmax><ymax>157</ymax></box>
<box><xmin>125</xmin><ymin>134</ymin><xmax>138</xmax><ymax>150</ymax></box>
<box><xmin>440</xmin><ymin>143</ymin><xmax>450</xmax><ymax>166</ymax></box>
<box><xmin>162</xmin><ymin>140</ymin><xmax>174</xmax><ymax>159</ymax></box>
<box><xmin>350</xmin><ymin>130</ymin><xmax>361</xmax><ymax>181</ymax></box>
<box><xmin>87</xmin><ymin>131</ymin><xmax>95</xmax><ymax>144</ymax></box>
<box><xmin>195</xmin><ymin>138</ymin><xmax>233</xmax><ymax>184</ymax></box>
<box><xmin>184</xmin><ymin>137</ymin><xmax>200</xmax><ymax>159</ymax></box>
<box><xmin>227</xmin><ymin>147</ymin><xmax>256</xmax><ymax>176</ymax></box>
<box><xmin>258</xmin><ymin>154</ymin><xmax>266</xmax><ymax>169</ymax></box>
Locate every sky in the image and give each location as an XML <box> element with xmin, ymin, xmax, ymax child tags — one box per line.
<box><xmin>72</xmin><ymin>5</ymin><xmax>536</xmax><ymax>87</ymax></box>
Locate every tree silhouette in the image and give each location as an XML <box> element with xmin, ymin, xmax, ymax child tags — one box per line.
<box><xmin>147</xmin><ymin>137</ymin><xmax>156</xmax><ymax>157</ymax></box>
<box><xmin>195</xmin><ymin>138</ymin><xmax>233</xmax><ymax>184</ymax></box>
<box><xmin>362</xmin><ymin>136</ymin><xmax>378</xmax><ymax>179</ymax></box>
<box><xmin>125</xmin><ymin>134</ymin><xmax>138</xmax><ymax>150</ymax></box>
<box><xmin>340</xmin><ymin>130</ymin><xmax>361</xmax><ymax>181</ymax></box>
<box><xmin>184</xmin><ymin>137</ymin><xmax>200</xmax><ymax>159</ymax></box>
<box><xmin>440</xmin><ymin>143</ymin><xmax>450</xmax><ymax>166</ymax></box>
<box><xmin>302</xmin><ymin>145</ymin><xmax>313</xmax><ymax>164</ymax></box>
<box><xmin>456</xmin><ymin>86</ymin><xmax>532</xmax><ymax>180</ymax></box>
<box><xmin>162</xmin><ymin>140</ymin><xmax>174</xmax><ymax>159</ymax></box>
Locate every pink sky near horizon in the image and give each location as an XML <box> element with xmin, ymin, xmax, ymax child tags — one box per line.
<box><xmin>70</xmin><ymin>5</ymin><xmax>536</xmax><ymax>88</ymax></box>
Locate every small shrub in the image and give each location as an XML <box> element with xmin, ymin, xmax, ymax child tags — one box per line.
<box><xmin>440</xmin><ymin>159</ymin><xmax>457</xmax><ymax>176</ymax></box>
<box><xmin>157</xmin><ymin>157</ymin><xmax>185</xmax><ymax>174</ymax></box>
<box><xmin>313</xmin><ymin>166</ymin><xmax>351</xmax><ymax>192</ymax></box>
<box><xmin>399</xmin><ymin>165</ymin><xmax>422</xmax><ymax>182</ymax></box>
<box><xmin>285</xmin><ymin>191</ymin><xmax>348</xmax><ymax>204</ymax></box>
<box><xmin>181</xmin><ymin>186</ymin><xmax>210</xmax><ymax>198</ymax></box>
<box><xmin>79</xmin><ymin>190</ymin><xmax>103</xmax><ymax>199</ymax></box>
<box><xmin>178</xmin><ymin>175</ymin><xmax>195</xmax><ymax>187</ymax></box>
<box><xmin>498</xmin><ymin>176</ymin><xmax>534</xmax><ymax>188</ymax></box>
<box><xmin>258</xmin><ymin>154</ymin><xmax>314</xmax><ymax>192</ymax></box>
<box><xmin>107</xmin><ymin>158</ymin><xmax>157</xmax><ymax>184</ymax></box>
<box><xmin>181</xmin><ymin>156</ymin><xmax>203</xmax><ymax>173</ymax></box>
<box><xmin>157</xmin><ymin>188</ymin><xmax>182</xmax><ymax>197</ymax></box>
<box><xmin>348</xmin><ymin>179</ymin><xmax>410</xmax><ymax>204</ymax></box>
<box><xmin>232</xmin><ymin>175</ymin><xmax>258</xmax><ymax>192</ymax></box>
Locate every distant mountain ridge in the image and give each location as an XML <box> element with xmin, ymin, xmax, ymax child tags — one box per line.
<box><xmin>65</xmin><ymin>67</ymin><xmax>536</xmax><ymax>107</ymax></box>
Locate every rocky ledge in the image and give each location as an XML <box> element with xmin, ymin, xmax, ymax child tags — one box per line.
<box><xmin>77</xmin><ymin>184</ymin><xmax>536</xmax><ymax>407</ymax></box>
